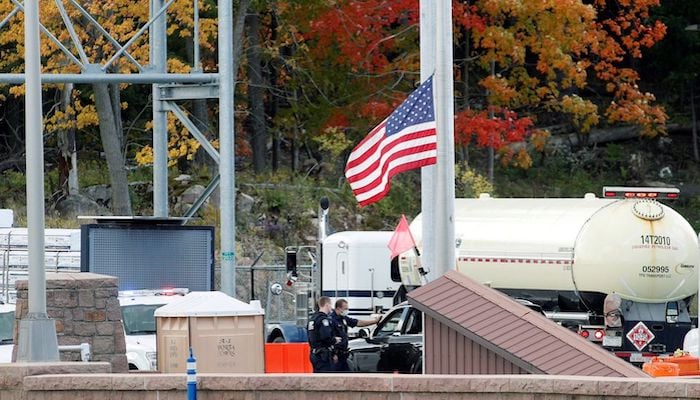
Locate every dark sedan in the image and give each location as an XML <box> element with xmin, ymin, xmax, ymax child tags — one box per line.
<box><xmin>346</xmin><ymin>302</ymin><xmax>423</xmax><ymax>373</ymax></box>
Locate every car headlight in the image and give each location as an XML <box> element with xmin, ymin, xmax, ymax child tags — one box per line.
<box><xmin>146</xmin><ymin>351</ymin><xmax>157</xmax><ymax>361</ymax></box>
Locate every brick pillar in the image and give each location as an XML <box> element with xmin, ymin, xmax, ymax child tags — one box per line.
<box><xmin>13</xmin><ymin>272</ymin><xmax>128</xmax><ymax>372</ymax></box>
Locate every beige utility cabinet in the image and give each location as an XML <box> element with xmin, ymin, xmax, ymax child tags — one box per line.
<box><xmin>154</xmin><ymin>291</ymin><xmax>265</xmax><ymax>373</ymax></box>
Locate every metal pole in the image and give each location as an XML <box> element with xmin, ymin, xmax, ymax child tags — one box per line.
<box><xmin>419</xmin><ymin>1</ymin><xmax>436</xmax><ymax>376</ymax></box>
<box><xmin>0</xmin><ymin>73</ymin><xmax>217</xmax><ymax>84</ymax></box>
<box><xmin>17</xmin><ymin>0</ymin><xmax>59</xmax><ymax>362</ymax></box>
<box><xmin>24</xmin><ymin>0</ymin><xmax>46</xmax><ymax>330</ymax></box>
<box><xmin>187</xmin><ymin>347</ymin><xmax>197</xmax><ymax>400</ymax></box>
<box><xmin>218</xmin><ymin>0</ymin><xmax>236</xmax><ymax>296</ymax></box>
<box><xmin>420</xmin><ymin>0</ymin><xmax>437</xmax><ymax>283</ymax></box>
<box><xmin>433</xmin><ymin>0</ymin><xmax>456</xmax><ymax>276</ymax></box>
<box><xmin>151</xmin><ymin>0</ymin><xmax>169</xmax><ymax>217</ymax></box>
<box><xmin>193</xmin><ymin>0</ymin><xmax>201</xmax><ymax>72</ymax></box>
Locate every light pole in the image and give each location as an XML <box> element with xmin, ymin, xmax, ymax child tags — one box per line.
<box><xmin>17</xmin><ymin>0</ymin><xmax>59</xmax><ymax>362</ymax></box>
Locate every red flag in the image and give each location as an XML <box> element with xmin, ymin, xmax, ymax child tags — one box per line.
<box><xmin>388</xmin><ymin>214</ymin><xmax>417</xmax><ymax>259</ymax></box>
<box><xmin>345</xmin><ymin>76</ymin><xmax>437</xmax><ymax>206</ymax></box>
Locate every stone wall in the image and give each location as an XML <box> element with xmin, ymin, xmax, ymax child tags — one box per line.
<box><xmin>8</xmin><ymin>373</ymin><xmax>700</xmax><ymax>400</ymax></box>
<box><xmin>12</xmin><ymin>272</ymin><xmax>127</xmax><ymax>372</ymax></box>
<box><xmin>0</xmin><ymin>362</ymin><xmax>111</xmax><ymax>400</ymax></box>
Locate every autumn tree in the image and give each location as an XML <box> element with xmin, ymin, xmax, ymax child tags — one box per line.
<box><xmin>268</xmin><ymin>0</ymin><xmax>422</xmax><ymax>177</ymax></box>
<box><xmin>0</xmin><ymin>0</ymin><xmax>224</xmax><ymax>214</ymax></box>
<box><xmin>293</xmin><ymin>0</ymin><xmax>668</xmax><ymax>180</ymax></box>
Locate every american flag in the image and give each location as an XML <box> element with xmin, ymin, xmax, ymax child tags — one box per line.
<box><xmin>345</xmin><ymin>76</ymin><xmax>437</xmax><ymax>206</ymax></box>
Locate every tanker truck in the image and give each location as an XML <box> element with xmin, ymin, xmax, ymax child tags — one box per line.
<box><xmin>399</xmin><ymin>187</ymin><xmax>700</xmax><ymax>364</ymax></box>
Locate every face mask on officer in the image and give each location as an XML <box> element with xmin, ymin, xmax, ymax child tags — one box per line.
<box><xmin>341</xmin><ymin>309</ymin><xmax>349</xmax><ymax>317</ymax></box>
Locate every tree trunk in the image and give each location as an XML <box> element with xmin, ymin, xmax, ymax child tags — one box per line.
<box><xmin>267</xmin><ymin>8</ymin><xmax>280</xmax><ymax>171</ymax></box>
<box><xmin>109</xmin><ymin>83</ymin><xmax>124</xmax><ymax>151</ymax></box>
<box><xmin>460</xmin><ymin>26</ymin><xmax>470</xmax><ymax>166</ymax></box>
<box><xmin>57</xmin><ymin>83</ymin><xmax>78</xmax><ymax>197</ymax></box>
<box><xmin>191</xmin><ymin>99</ymin><xmax>213</xmax><ymax>168</ymax></box>
<box><xmin>507</xmin><ymin>125</ymin><xmax>670</xmax><ymax>154</ymax></box>
<box><xmin>232</xmin><ymin>0</ymin><xmax>250</xmax><ymax>75</ymax></box>
<box><xmin>184</xmin><ymin>13</ymin><xmax>213</xmax><ymax>170</ymax></box>
<box><xmin>93</xmin><ymin>83</ymin><xmax>132</xmax><ymax>215</ymax></box>
<box><xmin>246</xmin><ymin>12</ymin><xmax>266</xmax><ymax>172</ymax></box>
<box><xmin>291</xmin><ymin>136</ymin><xmax>298</xmax><ymax>172</ymax></box>
<box><xmin>272</xmin><ymin>132</ymin><xmax>279</xmax><ymax>171</ymax></box>
<box><xmin>548</xmin><ymin>126</ymin><xmax>641</xmax><ymax>148</ymax></box>
<box><xmin>692</xmin><ymin>84</ymin><xmax>698</xmax><ymax>162</ymax></box>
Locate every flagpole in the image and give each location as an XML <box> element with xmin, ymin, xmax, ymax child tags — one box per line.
<box><xmin>420</xmin><ymin>0</ymin><xmax>437</xmax><ymax>283</ymax></box>
<box><xmin>434</xmin><ymin>0</ymin><xmax>456</xmax><ymax>276</ymax></box>
<box><xmin>17</xmin><ymin>0</ymin><xmax>60</xmax><ymax>362</ymax></box>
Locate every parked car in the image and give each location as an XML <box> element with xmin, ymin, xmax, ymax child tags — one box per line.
<box><xmin>346</xmin><ymin>298</ymin><xmax>546</xmax><ymax>373</ymax></box>
<box><xmin>0</xmin><ymin>303</ymin><xmax>15</xmax><ymax>363</ymax></box>
<box><xmin>346</xmin><ymin>302</ymin><xmax>423</xmax><ymax>373</ymax></box>
<box><xmin>119</xmin><ymin>288</ymin><xmax>188</xmax><ymax>370</ymax></box>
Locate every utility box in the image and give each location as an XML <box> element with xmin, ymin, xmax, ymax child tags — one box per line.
<box><xmin>154</xmin><ymin>291</ymin><xmax>265</xmax><ymax>373</ymax></box>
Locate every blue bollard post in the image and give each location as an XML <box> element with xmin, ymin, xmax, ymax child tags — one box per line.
<box><xmin>187</xmin><ymin>347</ymin><xmax>197</xmax><ymax>400</ymax></box>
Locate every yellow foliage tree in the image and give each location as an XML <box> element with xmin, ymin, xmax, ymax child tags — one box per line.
<box><xmin>0</xmin><ymin>0</ymin><xmax>218</xmax><ymax>166</ymax></box>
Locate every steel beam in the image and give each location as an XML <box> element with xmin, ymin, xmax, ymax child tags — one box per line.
<box><xmin>0</xmin><ymin>73</ymin><xmax>218</xmax><ymax>84</ymax></box>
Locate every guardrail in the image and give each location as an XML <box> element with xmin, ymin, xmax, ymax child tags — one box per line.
<box><xmin>57</xmin><ymin>343</ymin><xmax>91</xmax><ymax>362</ymax></box>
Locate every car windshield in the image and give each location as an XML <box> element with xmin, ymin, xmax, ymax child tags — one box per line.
<box><xmin>121</xmin><ymin>304</ymin><xmax>163</xmax><ymax>335</ymax></box>
<box><xmin>374</xmin><ymin>309</ymin><xmax>404</xmax><ymax>338</ymax></box>
<box><xmin>0</xmin><ymin>311</ymin><xmax>14</xmax><ymax>344</ymax></box>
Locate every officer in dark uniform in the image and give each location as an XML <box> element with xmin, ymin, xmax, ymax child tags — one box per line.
<box><xmin>307</xmin><ymin>296</ymin><xmax>340</xmax><ymax>372</ymax></box>
<box><xmin>330</xmin><ymin>298</ymin><xmax>382</xmax><ymax>372</ymax></box>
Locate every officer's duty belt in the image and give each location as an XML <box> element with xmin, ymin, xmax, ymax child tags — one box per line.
<box><xmin>311</xmin><ymin>347</ymin><xmax>333</xmax><ymax>354</ymax></box>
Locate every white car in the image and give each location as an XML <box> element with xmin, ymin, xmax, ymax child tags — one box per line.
<box><xmin>119</xmin><ymin>289</ymin><xmax>187</xmax><ymax>371</ymax></box>
<box><xmin>0</xmin><ymin>303</ymin><xmax>15</xmax><ymax>363</ymax></box>
<box><xmin>0</xmin><ymin>290</ymin><xmax>185</xmax><ymax>368</ymax></box>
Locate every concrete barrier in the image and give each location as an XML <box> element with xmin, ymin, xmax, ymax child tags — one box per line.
<box><xmin>0</xmin><ymin>362</ymin><xmax>111</xmax><ymax>400</ymax></box>
<box><xmin>5</xmin><ymin>372</ymin><xmax>700</xmax><ymax>399</ymax></box>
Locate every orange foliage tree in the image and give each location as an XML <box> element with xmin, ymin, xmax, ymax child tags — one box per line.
<box><xmin>298</xmin><ymin>0</ymin><xmax>667</xmax><ymax>171</ymax></box>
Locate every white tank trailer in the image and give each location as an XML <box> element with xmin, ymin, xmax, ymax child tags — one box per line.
<box><xmin>400</xmin><ymin>187</ymin><xmax>700</xmax><ymax>363</ymax></box>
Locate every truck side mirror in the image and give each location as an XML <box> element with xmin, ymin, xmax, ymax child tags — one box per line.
<box><xmin>270</xmin><ymin>283</ymin><xmax>283</xmax><ymax>295</ymax></box>
<box><xmin>286</xmin><ymin>249</ymin><xmax>297</xmax><ymax>273</ymax></box>
<box><xmin>390</xmin><ymin>257</ymin><xmax>401</xmax><ymax>282</ymax></box>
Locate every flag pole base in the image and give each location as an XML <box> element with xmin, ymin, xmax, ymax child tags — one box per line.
<box><xmin>17</xmin><ymin>313</ymin><xmax>60</xmax><ymax>362</ymax></box>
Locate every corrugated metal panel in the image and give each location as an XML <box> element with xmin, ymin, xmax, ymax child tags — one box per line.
<box><xmin>426</xmin><ymin>316</ymin><xmax>528</xmax><ymax>375</ymax></box>
<box><xmin>408</xmin><ymin>271</ymin><xmax>648</xmax><ymax>377</ymax></box>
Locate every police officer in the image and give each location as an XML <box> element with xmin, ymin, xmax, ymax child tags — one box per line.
<box><xmin>307</xmin><ymin>296</ymin><xmax>340</xmax><ymax>372</ymax></box>
<box><xmin>330</xmin><ymin>299</ymin><xmax>381</xmax><ymax>372</ymax></box>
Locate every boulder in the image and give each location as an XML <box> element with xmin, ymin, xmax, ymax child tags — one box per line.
<box><xmin>55</xmin><ymin>194</ymin><xmax>109</xmax><ymax>218</ymax></box>
<box><xmin>238</xmin><ymin>193</ymin><xmax>255</xmax><ymax>214</ymax></box>
<box><xmin>180</xmin><ymin>184</ymin><xmax>206</xmax><ymax>205</ymax></box>
<box><xmin>173</xmin><ymin>185</ymin><xmax>206</xmax><ymax>213</ymax></box>
<box><xmin>83</xmin><ymin>184</ymin><xmax>111</xmax><ymax>207</ymax></box>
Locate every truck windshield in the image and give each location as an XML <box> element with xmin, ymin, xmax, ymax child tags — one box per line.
<box><xmin>0</xmin><ymin>311</ymin><xmax>13</xmax><ymax>344</ymax></box>
<box><xmin>121</xmin><ymin>304</ymin><xmax>163</xmax><ymax>335</ymax></box>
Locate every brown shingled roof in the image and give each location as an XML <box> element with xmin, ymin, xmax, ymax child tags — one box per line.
<box><xmin>407</xmin><ymin>270</ymin><xmax>648</xmax><ymax>377</ymax></box>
